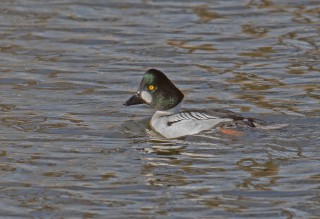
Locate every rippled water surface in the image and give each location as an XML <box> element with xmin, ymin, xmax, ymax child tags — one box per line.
<box><xmin>1</xmin><ymin>0</ymin><xmax>319</xmax><ymax>218</ymax></box>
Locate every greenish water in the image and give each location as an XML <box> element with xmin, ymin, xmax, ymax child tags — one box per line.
<box><xmin>0</xmin><ymin>0</ymin><xmax>319</xmax><ymax>218</ymax></box>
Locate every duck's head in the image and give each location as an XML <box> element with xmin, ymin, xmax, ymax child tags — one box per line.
<box><xmin>124</xmin><ymin>69</ymin><xmax>184</xmax><ymax>111</ymax></box>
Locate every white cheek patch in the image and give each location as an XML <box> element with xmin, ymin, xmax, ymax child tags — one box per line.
<box><xmin>141</xmin><ymin>91</ymin><xmax>152</xmax><ymax>104</ymax></box>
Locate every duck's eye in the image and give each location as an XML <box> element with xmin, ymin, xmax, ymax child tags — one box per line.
<box><xmin>148</xmin><ymin>85</ymin><xmax>155</xmax><ymax>91</ymax></box>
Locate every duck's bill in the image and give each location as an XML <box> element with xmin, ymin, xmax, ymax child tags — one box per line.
<box><xmin>123</xmin><ymin>93</ymin><xmax>145</xmax><ymax>106</ymax></box>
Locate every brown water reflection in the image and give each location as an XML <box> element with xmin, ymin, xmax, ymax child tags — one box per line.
<box><xmin>0</xmin><ymin>0</ymin><xmax>319</xmax><ymax>218</ymax></box>
<box><xmin>237</xmin><ymin>158</ymin><xmax>279</xmax><ymax>190</ymax></box>
<box><xmin>193</xmin><ymin>6</ymin><xmax>224</xmax><ymax>23</ymax></box>
<box><xmin>167</xmin><ymin>40</ymin><xmax>217</xmax><ymax>54</ymax></box>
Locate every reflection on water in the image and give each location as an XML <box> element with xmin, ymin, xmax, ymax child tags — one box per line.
<box><xmin>237</xmin><ymin>158</ymin><xmax>279</xmax><ymax>190</ymax></box>
<box><xmin>0</xmin><ymin>0</ymin><xmax>319</xmax><ymax>218</ymax></box>
<box><xmin>193</xmin><ymin>6</ymin><xmax>224</xmax><ymax>23</ymax></box>
<box><xmin>167</xmin><ymin>39</ymin><xmax>217</xmax><ymax>54</ymax></box>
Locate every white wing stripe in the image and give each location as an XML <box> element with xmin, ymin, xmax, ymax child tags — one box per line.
<box><xmin>186</xmin><ymin>112</ymin><xmax>193</xmax><ymax>119</ymax></box>
<box><xmin>176</xmin><ymin>111</ymin><xmax>220</xmax><ymax>121</ymax></box>
<box><xmin>196</xmin><ymin>112</ymin><xmax>208</xmax><ymax>119</ymax></box>
<box><xmin>191</xmin><ymin>112</ymin><xmax>203</xmax><ymax>119</ymax></box>
<box><xmin>180</xmin><ymin>112</ymin><xmax>189</xmax><ymax>119</ymax></box>
<box><xmin>203</xmin><ymin>113</ymin><xmax>219</xmax><ymax>119</ymax></box>
<box><xmin>177</xmin><ymin>114</ymin><xmax>184</xmax><ymax>120</ymax></box>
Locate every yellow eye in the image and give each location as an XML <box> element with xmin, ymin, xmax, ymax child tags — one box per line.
<box><xmin>148</xmin><ymin>85</ymin><xmax>155</xmax><ymax>91</ymax></box>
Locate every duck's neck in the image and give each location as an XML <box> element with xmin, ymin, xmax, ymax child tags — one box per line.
<box><xmin>154</xmin><ymin>102</ymin><xmax>182</xmax><ymax>116</ymax></box>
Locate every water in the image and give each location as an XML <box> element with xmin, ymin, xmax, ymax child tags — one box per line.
<box><xmin>0</xmin><ymin>0</ymin><xmax>319</xmax><ymax>218</ymax></box>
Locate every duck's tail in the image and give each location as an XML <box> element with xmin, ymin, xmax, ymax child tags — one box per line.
<box><xmin>252</xmin><ymin>122</ymin><xmax>289</xmax><ymax>130</ymax></box>
<box><xmin>239</xmin><ymin>117</ymin><xmax>288</xmax><ymax>130</ymax></box>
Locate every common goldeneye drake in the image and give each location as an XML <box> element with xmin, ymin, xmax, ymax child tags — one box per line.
<box><xmin>124</xmin><ymin>69</ymin><xmax>286</xmax><ymax>138</ymax></box>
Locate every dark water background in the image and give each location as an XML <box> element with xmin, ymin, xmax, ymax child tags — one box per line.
<box><xmin>0</xmin><ymin>0</ymin><xmax>319</xmax><ymax>218</ymax></box>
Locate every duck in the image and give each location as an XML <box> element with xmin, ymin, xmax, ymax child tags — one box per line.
<box><xmin>124</xmin><ymin>69</ymin><xmax>286</xmax><ymax>138</ymax></box>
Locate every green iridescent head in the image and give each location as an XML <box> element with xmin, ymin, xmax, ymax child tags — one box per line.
<box><xmin>124</xmin><ymin>69</ymin><xmax>184</xmax><ymax>111</ymax></box>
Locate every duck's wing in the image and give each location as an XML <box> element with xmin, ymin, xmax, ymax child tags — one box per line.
<box><xmin>171</xmin><ymin>109</ymin><xmax>266</xmax><ymax>128</ymax></box>
<box><xmin>167</xmin><ymin>109</ymin><xmax>287</xmax><ymax>130</ymax></box>
<box><xmin>203</xmin><ymin>108</ymin><xmax>268</xmax><ymax>127</ymax></box>
<box><xmin>203</xmin><ymin>108</ymin><xmax>288</xmax><ymax>129</ymax></box>
<box><xmin>167</xmin><ymin>110</ymin><xmax>233</xmax><ymax>126</ymax></box>
<box><xmin>206</xmin><ymin>109</ymin><xmax>258</xmax><ymax>127</ymax></box>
